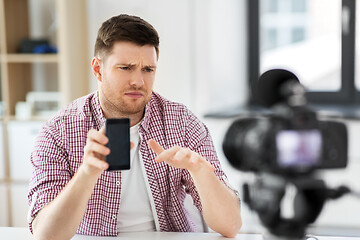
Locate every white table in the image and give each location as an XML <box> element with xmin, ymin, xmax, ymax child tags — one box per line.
<box><xmin>1</xmin><ymin>227</ymin><xmax>360</xmax><ymax>240</ymax></box>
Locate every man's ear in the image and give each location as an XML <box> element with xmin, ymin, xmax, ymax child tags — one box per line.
<box><xmin>91</xmin><ymin>57</ymin><xmax>102</xmax><ymax>82</ymax></box>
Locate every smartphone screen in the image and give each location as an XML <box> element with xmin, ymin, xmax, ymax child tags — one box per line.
<box><xmin>105</xmin><ymin>118</ymin><xmax>130</xmax><ymax>171</ymax></box>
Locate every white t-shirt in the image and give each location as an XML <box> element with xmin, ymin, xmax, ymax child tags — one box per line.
<box><xmin>117</xmin><ymin>122</ymin><xmax>156</xmax><ymax>232</ymax></box>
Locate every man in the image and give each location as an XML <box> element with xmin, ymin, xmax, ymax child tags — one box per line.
<box><xmin>28</xmin><ymin>14</ymin><xmax>242</xmax><ymax>239</ymax></box>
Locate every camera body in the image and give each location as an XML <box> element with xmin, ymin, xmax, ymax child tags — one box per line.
<box><xmin>223</xmin><ymin>105</ymin><xmax>347</xmax><ymax>176</ymax></box>
<box><xmin>223</xmin><ymin>69</ymin><xmax>347</xmax><ymax>176</ymax></box>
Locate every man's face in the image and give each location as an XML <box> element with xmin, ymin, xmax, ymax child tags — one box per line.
<box><xmin>96</xmin><ymin>41</ymin><xmax>157</xmax><ymax>116</ymax></box>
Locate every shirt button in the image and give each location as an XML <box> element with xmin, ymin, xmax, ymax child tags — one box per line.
<box><xmin>112</xmin><ymin>215</ymin><xmax>117</xmax><ymax>220</ymax></box>
<box><xmin>116</xmin><ymin>181</ymin><xmax>120</xmax><ymax>186</ymax></box>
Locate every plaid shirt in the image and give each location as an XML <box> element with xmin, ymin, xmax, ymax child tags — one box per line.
<box><xmin>28</xmin><ymin>91</ymin><xmax>233</xmax><ymax>236</ymax></box>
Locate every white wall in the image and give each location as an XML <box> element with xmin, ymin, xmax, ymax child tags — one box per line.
<box><xmin>192</xmin><ymin>0</ymin><xmax>248</xmax><ymax>115</ymax></box>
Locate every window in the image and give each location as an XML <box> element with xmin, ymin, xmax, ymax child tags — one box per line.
<box><xmin>248</xmin><ymin>0</ymin><xmax>357</xmax><ymax>106</ymax></box>
<box><xmin>292</xmin><ymin>0</ymin><xmax>306</xmax><ymax>13</ymax></box>
<box><xmin>267</xmin><ymin>0</ymin><xmax>278</xmax><ymax>13</ymax></box>
<box><xmin>264</xmin><ymin>28</ymin><xmax>278</xmax><ymax>50</ymax></box>
<box><xmin>291</xmin><ymin>27</ymin><xmax>305</xmax><ymax>43</ymax></box>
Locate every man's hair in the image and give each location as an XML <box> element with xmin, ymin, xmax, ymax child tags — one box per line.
<box><xmin>94</xmin><ymin>14</ymin><xmax>160</xmax><ymax>60</ymax></box>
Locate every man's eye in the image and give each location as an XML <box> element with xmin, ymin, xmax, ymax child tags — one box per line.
<box><xmin>144</xmin><ymin>68</ymin><xmax>153</xmax><ymax>73</ymax></box>
<box><xmin>119</xmin><ymin>66</ymin><xmax>130</xmax><ymax>70</ymax></box>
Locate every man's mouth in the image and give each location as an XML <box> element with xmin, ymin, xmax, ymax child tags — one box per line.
<box><xmin>125</xmin><ymin>91</ymin><xmax>143</xmax><ymax>98</ymax></box>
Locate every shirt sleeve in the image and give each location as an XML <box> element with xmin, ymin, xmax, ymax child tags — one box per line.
<box><xmin>181</xmin><ymin>110</ymin><xmax>240</xmax><ymax>213</ymax></box>
<box><xmin>27</xmin><ymin>121</ymin><xmax>72</xmax><ymax>233</ymax></box>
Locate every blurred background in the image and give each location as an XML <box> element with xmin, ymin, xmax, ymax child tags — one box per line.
<box><xmin>0</xmin><ymin>0</ymin><xmax>359</xmax><ymax>236</ymax></box>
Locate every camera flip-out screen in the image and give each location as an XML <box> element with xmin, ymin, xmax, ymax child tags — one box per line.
<box><xmin>276</xmin><ymin>130</ymin><xmax>322</xmax><ymax>168</ymax></box>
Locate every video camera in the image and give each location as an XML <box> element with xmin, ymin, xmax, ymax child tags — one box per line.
<box><xmin>223</xmin><ymin>69</ymin><xmax>347</xmax><ymax>176</ymax></box>
<box><xmin>223</xmin><ymin>69</ymin><xmax>350</xmax><ymax>239</ymax></box>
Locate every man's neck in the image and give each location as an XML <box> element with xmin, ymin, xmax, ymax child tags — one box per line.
<box><xmin>99</xmin><ymin>93</ymin><xmax>145</xmax><ymax>127</ymax></box>
<box><xmin>103</xmin><ymin>110</ymin><xmax>144</xmax><ymax>127</ymax></box>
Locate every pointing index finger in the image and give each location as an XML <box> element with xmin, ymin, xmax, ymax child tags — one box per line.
<box><xmin>148</xmin><ymin>139</ymin><xmax>164</xmax><ymax>155</ymax></box>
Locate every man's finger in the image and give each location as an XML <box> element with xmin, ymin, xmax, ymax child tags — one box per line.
<box><xmin>85</xmin><ymin>141</ymin><xmax>110</xmax><ymax>156</ymax></box>
<box><xmin>87</xmin><ymin>155</ymin><xmax>108</xmax><ymax>170</ymax></box>
<box><xmin>87</xmin><ymin>128</ymin><xmax>108</xmax><ymax>145</ymax></box>
<box><xmin>155</xmin><ymin>146</ymin><xmax>181</xmax><ymax>163</ymax></box>
<box><xmin>148</xmin><ymin>139</ymin><xmax>164</xmax><ymax>155</ymax></box>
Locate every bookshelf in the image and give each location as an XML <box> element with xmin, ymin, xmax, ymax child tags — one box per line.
<box><xmin>0</xmin><ymin>0</ymin><xmax>89</xmax><ymax>227</ymax></box>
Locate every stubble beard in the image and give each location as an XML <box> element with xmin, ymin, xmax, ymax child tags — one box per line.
<box><xmin>100</xmin><ymin>89</ymin><xmax>152</xmax><ymax>117</ymax></box>
<box><xmin>117</xmin><ymin>95</ymin><xmax>150</xmax><ymax>115</ymax></box>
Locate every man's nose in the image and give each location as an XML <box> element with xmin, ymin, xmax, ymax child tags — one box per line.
<box><xmin>130</xmin><ymin>69</ymin><xmax>144</xmax><ymax>87</ymax></box>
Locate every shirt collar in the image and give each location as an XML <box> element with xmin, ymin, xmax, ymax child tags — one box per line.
<box><xmin>140</xmin><ymin>92</ymin><xmax>157</xmax><ymax>133</ymax></box>
<box><xmin>91</xmin><ymin>91</ymin><xmax>106</xmax><ymax>130</ymax></box>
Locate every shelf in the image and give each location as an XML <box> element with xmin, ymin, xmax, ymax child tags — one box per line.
<box><xmin>0</xmin><ymin>54</ymin><xmax>59</xmax><ymax>63</ymax></box>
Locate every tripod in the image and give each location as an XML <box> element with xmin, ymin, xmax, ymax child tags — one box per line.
<box><xmin>243</xmin><ymin>174</ymin><xmax>350</xmax><ymax>240</ymax></box>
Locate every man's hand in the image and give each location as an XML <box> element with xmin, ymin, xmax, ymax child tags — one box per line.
<box><xmin>33</xmin><ymin>126</ymin><xmax>110</xmax><ymax>240</ymax></box>
<box><xmin>33</xmin><ymin>127</ymin><xmax>135</xmax><ymax>240</ymax></box>
<box><xmin>82</xmin><ymin>126</ymin><xmax>110</xmax><ymax>177</ymax></box>
<box><xmin>148</xmin><ymin>138</ymin><xmax>241</xmax><ymax>238</ymax></box>
<box><xmin>83</xmin><ymin>126</ymin><xmax>134</xmax><ymax>177</ymax></box>
<box><xmin>148</xmin><ymin>139</ymin><xmax>215</xmax><ymax>173</ymax></box>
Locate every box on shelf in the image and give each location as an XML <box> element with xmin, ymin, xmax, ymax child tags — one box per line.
<box><xmin>8</xmin><ymin>121</ymin><xmax>44</xmax><ymax>181</ymax></box>
<box><xmin>15</xmin><ymin>91</ymin><xmax>60</xmax><ymax>120</ymax></box>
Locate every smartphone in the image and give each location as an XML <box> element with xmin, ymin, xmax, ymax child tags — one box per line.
<box><xmin>105</xmin><ymin>118</ymin><xmax>130</xmax><ymax>171</ymax></box>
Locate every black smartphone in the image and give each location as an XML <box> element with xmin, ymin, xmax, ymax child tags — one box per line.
<box><xmin>105</xmin><ymin>118</ymin><xmax>130</xmax><ymax>171</ymax></box>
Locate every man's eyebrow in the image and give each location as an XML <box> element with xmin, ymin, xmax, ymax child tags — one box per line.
<box><xmin>115</xmin><ymin>63</ymin><xmax>156</xmax><ymax>68</ymax></box>
<box><xmin>115</xmin><ymin>63</ymin><xmax>136</xmax><ymax>67</ymax></box>
<box><xmin>144</xmin><ymin>65</ymin><xmax>157</xmax><ymax>69</ymax></box>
